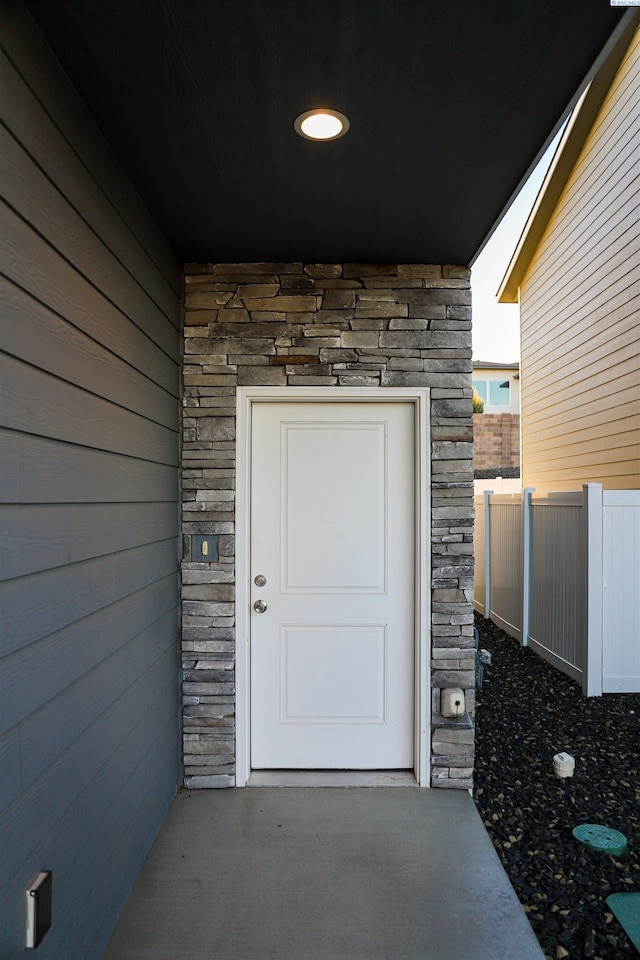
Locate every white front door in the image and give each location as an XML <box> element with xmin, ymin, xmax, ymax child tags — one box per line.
<box><xmin>250</xmin><ymin>400</ymin><xmax>415</xmax><ymax>769</ymax></box>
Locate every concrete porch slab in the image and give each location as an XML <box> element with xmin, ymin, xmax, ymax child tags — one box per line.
<box><xmin>102</xmin><ymin>787</ymin><xmax>545</xmax><ymax>960</ymax></box>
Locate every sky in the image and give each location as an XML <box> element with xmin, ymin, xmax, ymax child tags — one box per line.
<box><xmin>470</xmin><ymin>132</ymin><xmax>563</xmax><ymax>363</ymax></box>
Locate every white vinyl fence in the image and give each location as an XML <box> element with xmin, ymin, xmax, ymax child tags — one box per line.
<box><xmin>474</xmin><ymin>484</ymin><xmax>640</xmax><ymax>696</ymax></box>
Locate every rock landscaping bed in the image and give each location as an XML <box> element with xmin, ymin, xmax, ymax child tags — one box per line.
<box><xmin>473</xmin><ymin>614</ymin><xmax>640</xmax><ymax>960</ymax></box>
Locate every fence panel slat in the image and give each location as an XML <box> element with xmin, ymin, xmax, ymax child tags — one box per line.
<box><xmin>489</xmin><ymin>496</ymin><xmax>523</xmax><ymax>641</ymax></box>
<box><xmin>528</xmin><ymin>495</ymin><xmax>584</xmax><ymax>684</ymax></box>
<box><xmin>473</xmin><ymin>494</ymin><xmax>487</xmax><ymax>616</ymax></box>
<box><xmin>602</xmin><ymin>490</ymin><xmax>640</xmax><ymax>692</ymax></box>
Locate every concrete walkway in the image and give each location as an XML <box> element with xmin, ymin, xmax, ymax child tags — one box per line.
<box><xmin>103</xmin><ymin>786</ymin><xmax>545</xmax><ymax>960</ymax></box>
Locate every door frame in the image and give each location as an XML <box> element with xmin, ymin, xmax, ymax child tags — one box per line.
<box><xmin>235</xmin><ymin>386</ymin><xmax>431</xmax><ymax>786</ymax></box>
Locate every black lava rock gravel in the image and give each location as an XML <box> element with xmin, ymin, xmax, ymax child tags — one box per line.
<box><xmin>473</xmin><ymin>614</ymin><xmax>640</xmax><ymax>960</ymax></box>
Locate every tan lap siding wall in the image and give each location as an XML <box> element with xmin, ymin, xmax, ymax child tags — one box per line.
<box><xmin>520</xmin><ymin>28</ymin><xmax>640</xmax><ymax>492</ymax></box>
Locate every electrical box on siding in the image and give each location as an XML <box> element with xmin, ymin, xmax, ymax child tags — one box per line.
<box><xmin>25</xmin><ymin>872</ymin><xmax>52</xmax><ymax>948</ymax></box>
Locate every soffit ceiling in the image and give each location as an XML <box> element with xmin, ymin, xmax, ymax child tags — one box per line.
<box><xmin>24</xmin><ymin>0</ymin><xmax>624</xmax><ymax>266</ymax></box>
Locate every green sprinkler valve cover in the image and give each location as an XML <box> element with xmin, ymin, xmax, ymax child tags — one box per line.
<box><xmin>572</xmin><ymin>824</ymin><xmax>628</xmax><ymax>857</ymax></box>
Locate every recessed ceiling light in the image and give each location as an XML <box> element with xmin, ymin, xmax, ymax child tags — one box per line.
<box><xmin>294</xmin><ymin>109</ymin><xmax>350</xmax><ymax>141</ymax></box>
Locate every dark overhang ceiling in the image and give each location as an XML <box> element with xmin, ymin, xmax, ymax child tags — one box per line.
<box><xmin>24</xmin><ymin>1</ymin><xmax>624</xmax><ymax>265</ymax></box>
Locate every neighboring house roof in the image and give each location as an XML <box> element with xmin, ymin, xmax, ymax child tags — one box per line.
<box><xmin>498</xmin><ymin>10</ymin><xmax>640</xmax><ymax>303</ymax></box>
<box><xmin>473</xmin><ymin>362</ymin><xmax>519</xmax><ymax>370</ymax></box>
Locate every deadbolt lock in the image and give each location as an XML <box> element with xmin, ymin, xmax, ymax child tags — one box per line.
<box><xmin>254</xmin><ymin>574</ymin><xmax>267</xmax><ymax>587</ymax></box>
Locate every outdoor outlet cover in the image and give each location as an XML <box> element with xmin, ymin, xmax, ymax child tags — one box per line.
<box><xmin>25</xmin><ymin>871</ymin><xmax>52</xmax><ymax>948</ymax></box>
<box><xmin>441</xmin><ymin>688</ymin><xmax>466</xmax><ymax>718</ymax></box>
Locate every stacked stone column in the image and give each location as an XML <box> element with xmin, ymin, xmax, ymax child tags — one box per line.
<box><xmin>181</xmin><ymin>262</ymin><xmax>475</xmax><ymax>788</ymax></box>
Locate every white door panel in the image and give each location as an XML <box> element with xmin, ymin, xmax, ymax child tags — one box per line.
<box><xmin>250</xmin><ymin>401</ymin><xmax>414</xmax><ymax>769</ymax></box>
<box><xmin>282</xmin><ymin>422</ymin><xmax>386</xmax><ymax>591</ymax></box>
<box><xmin>280</xmin><ymin>624</ymin><xmax>387</xmax><ymax>723</ymax></box>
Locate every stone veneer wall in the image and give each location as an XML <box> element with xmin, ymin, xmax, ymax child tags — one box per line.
<box><xmin>473</xmin><ymin>413</ymin><xmax>520</xmax><ymax>472</ymax></box>
<box><xmin>181</xmin><ymin>262</ymin><xmax>475</xmax><ymax>789</ymax></box>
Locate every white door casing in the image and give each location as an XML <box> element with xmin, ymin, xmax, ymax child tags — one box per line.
<box><xmin>251</xmin><ymin>400</ymin><xmax>413</xmax><ymax>768</ymax></box>
<box><xmin>235</xmin><ymin>388</ymin><xmax>430</xmax><ymax>785</ymax></box>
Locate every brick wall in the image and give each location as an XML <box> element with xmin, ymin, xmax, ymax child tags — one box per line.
<box><xmin>473</xmin><ymin>412</ymin><xmax>520</xmax><ymax>472</ymax></box>
<box><xmin>181</xmin><ymin>262</ymin><xmax>476</xmax><ymax>789</ymax></box>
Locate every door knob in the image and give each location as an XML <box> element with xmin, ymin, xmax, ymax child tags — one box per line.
<box><xmin>253</xmin><ymin>599</ymin><xmax>267</xmax><ymax>614</ymax></box>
